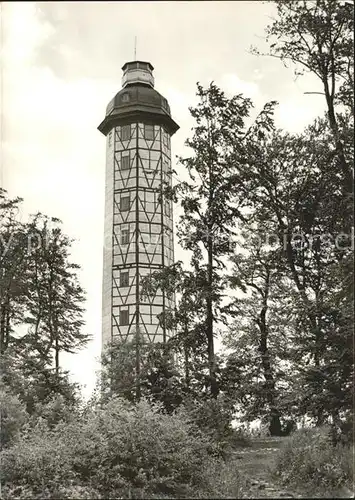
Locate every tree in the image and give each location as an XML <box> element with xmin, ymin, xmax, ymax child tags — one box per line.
<box><xmin>0</xmin><ymin>190</ymin><xmax>27</xmax><ymax>353</ymax></box>
<box><xmin>24</xmin><ymin>213</ymin><xmax>89</xmax><ymax>373</ymax></box>
<box><xmin>1</xmin><ymin>346</ymin><xmax>81</xmax><ymax>417</ymax></box>
<box><xmin>235</xmin><ymin>119</ymin><xmax>353</xmax><ymax>427</ymax></box>
<box><xmin>221</xmin><ymin>221</ymin><xmax>297</xmax><ymax>435</ymax></box>
<box><xmin>100</xmin><ymin>334</ymin><xmax>184</xmax><ymax>412</ymax></box>
<box><xmin>252</xmin><ymin>1</ymin><xmax>354</xmax><ymax>428</ymax></box>
<box><xmin>0</xmin><ymin>382</ymin><xmax>28</xmax><ymax>449</ymax></box>
<box><xmin>253</xmin><ymin>0</ymin><xmax>354</xmax><ymax>200</ymax></box>
<box><xmin>160</xmin><ymin>83</ymin><xmax>277</xmax><ymax>397</ymax></box>
<box><xmin>1</xmin><ymin>190</ymin><xmax>89</xmax><ymax>373</ymax></box>
<box><xmin>100</xmin><ymin>334</ymin><xmax>149</xmax><ymax>403</ymax></box>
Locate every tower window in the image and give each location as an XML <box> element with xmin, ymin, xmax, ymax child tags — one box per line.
<box><xmin>121</xmin><ymin>93</ymin><xmax>130</xmax><ymax>103</ymax></box>
<box><xmin>108</xmin><ymin>131</ymin><xmax>113</xmax><ymax>147</ymax></box>
<box><xmin>121</xmin><ymin>152</ymin><xmax>130</xmax><ymax>170</ymax></box>
<box><xmin>163</xmin><ymin>132</ymin><xmax>168</xmax><ymax>147</ymax></box>
<box><xmin>144</xmin><ymin>124</ymin><xmax>154</xmax><ymax>141</ymax></box>
<box><xmin>120</xmin><ymin>271</ymin><xmax>129</xmax><ymax>287</ymax></box>
<box><xmin>121</xmin><ymin>229</ymin><xmax>130</xmax><ymax>245</ymax></box>
<box><xmin>120</xmin><ymin>196</ymin><xmax>130</xmax><ymax>212</ymax></box>
<box><xmin>121</xmin><ymin>124</ymin><xmax>131</xmax><ymax>141</ymax></box>
<box><xmin>120</xmin><ymin>309</ymin><xmax>129</xmax><ymax>326</ymax></box>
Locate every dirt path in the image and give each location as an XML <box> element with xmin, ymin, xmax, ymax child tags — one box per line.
<box><xmin>230</xmin><ymin>435</ymin><xmax>354</xmax><ymax>499</ymax></box>
<box><xmin>232</xmin><ymin>436</ymin><xmax>303</xmax><ymax>498</ymax></box>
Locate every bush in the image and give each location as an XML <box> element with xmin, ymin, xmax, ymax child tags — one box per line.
<box><xmin>66</xmin><ymin>397</ymin><xmax>214</xmax><ymax>498</ymax></box>
<box><xmin>198</xmin><ymin>458</ymin><xmax>249</xmax><ymax>498</ymax></box>
<box><xmin>2</xmin><ymin>397</ymin><xmax>246</xmax><ymax>499</ymax></box>
<box><xmin>178</xmin><ymin>395</ymin><xmax>243</xmax><ymax>458</ymax></box>
<box><xmin>273</xmin><ymin>426</ymin><xmax>353</xmax><ymax>496</ymax></box>
<box><xmin>0</xmin><ymin>385</ymin><xmax>28</xmax><ymax>448</ymax></box>
<box><xmin>0</xmin><ymin>484</ymin><xmax>102</xmax><ymax>499</ymax></box>
<box><xmin>227</xmin><ymin>427</ymin><xmax>252</xmax><ymax>449</ymax></box>
<box><xmin>0</xmin><ymin>419</ymin><xmax>75</xmax><ymax>497</ymax></box>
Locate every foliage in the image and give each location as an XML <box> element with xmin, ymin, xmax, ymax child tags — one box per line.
<box><xmin>273</xmin><ymin>426</ymin><xmax>354</xmax><ymax>496</ymax></box>
<box><xmin>178</xmin><ymin>394</ymin><xmax>248</xmax><ymax>458</ymax></box>
<box><xmin>0</xmin><ymin>189</ymin><xmax>27</xmax><ymax>353</ymax></box>
<box><xmin>223</xmin><ymin>118</ymin><xmax>353</xmax><ymax>428</ymax></box>
<box><xmin>100</xmin><ymin>336</ymin><xmax>184</xmax><ymax>412</ymax></box>
<box><xmin>253</xmin><ymin>0</ymin><xmax>354</xmax><ymax>199</ymax></box>
<box><xmin>0</xmin><ymin>397</ymin><xmax>232</xmax><ymax>499</ymax></box>
<box><xmin>1</xmin><ymin>347</ymin><xmax>81</xmax><ymax>417</ymax></box>
<box><xmin>223</xmin><ymin>223</ymin><xmax>293</xmax><ymax>435</ymax></box>
<box><xmin>0</xmin><ymin>189</ymin><xmax>89</xmax><ymax>375</ymax></box>
<box><xmin>195</xmin><ymin>458</ymin><xmax>248</xmax><ymax>499</ymax></box>
<box><xmin>145</xmin><ymin>83</ymin><xmax>278</xmax><ymax>398</ymax></box>
<box><xmin>0</xmin><ymin>383</ymin><xmax>28</xmax><ymax>448</ymax></box>
<box><xmin>24</xmin><ymin>213</ymin><xmax>89</xmax><ymax>372</ymax></box>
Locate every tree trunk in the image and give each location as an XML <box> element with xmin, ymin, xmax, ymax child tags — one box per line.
<box><xmin>55</xmin><ymin>336</ymin><xmax>59</xmax><ymax>376</ymax></box>
<box><xmin>258</xmin><ymin>269</ymin><xmax>282</xmax><ymax>436</ymax></box>
<box><xmin>284</xmin><ymin>230</ymin><xmax>322</xmax><ymax>366</ymax></box>
<box><xmin>323</xmin><ymin>78</ymin><xmax>353</xmax><ymax>199</ymax></box>
<box><xmin>0</xmin><ymin>303</ymin><xmax>6</xmax><ymax>353</ymax></box>
<box><xmin>0</xmin><ymin>297</ymin><xmax>10</xmax><ymax>354</ymax></box>
<box><xmin>184</xmin><ymin>336</ymin><xmax>190</xmax><ymax>390</ymax></box>
<box><xmin>135</xmin><ymin>328</ymin><xmax>141</xmax><ymax>401</ymax></box>
<box><xmin>207</xmin><ymin>232</ymin><xmax>218</xmax><ymax>398</ymax></box>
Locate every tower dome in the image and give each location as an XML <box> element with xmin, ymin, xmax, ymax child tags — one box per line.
<box><xmin>98</xmin><ymin>61</ymin><xmax>179</xmax><ymax>136</ymax></box>
<box><xmin>99</xmin><ymin>60</ymin><xmax>179</xmax><ymax>352</ymax></box>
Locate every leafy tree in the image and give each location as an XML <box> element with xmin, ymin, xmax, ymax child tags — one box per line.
<box><xmin>100</xmin><ymin>334</ymin><xmax>184</xmax><ymax>412</ymax></box>
<box><xmin>0</xmin><ymin>190</ymin><xmax>27</xmax><ymax>353</ymax></box>
<box><xmin>253</xmin><ymin>0</ymin><xmax>354</xmax><ymax>200</ymax></box>
<box><xmin>234</xmin><ymin>119</ymin><xmax>353</xmax><ymax>427</ymax></box>
<box><xmin>141</xmin><ymin>345</ymin><xmax>184</xmax><ymax>413</ymax></box>
<box><xmin>252</xmin><ymin>1</ymin><xmax>354</xmax><ymax>426</ymax></box>
<box><xmin>100</xmin><ymin>334</ymin><xmax>149</xmax><ymax>403</ymax></box>
<box><xmin>24</xmin><ymin>213</ymin><xmax>89</xmax><ymax>373</ymax></box>
<box><xmin>1</xmin><ymin>346</ymin><xmax>81</xmax><ymax>417</ymax></box>
<box><xmin>156</xmin><ymin>83</ymin><xmax>278</xmax><ymax>397</ymax></box>
<box><xmin>223</xmin><ymin>226</ymin><xmax>293</xmax><ymax>435</ymax></box>
<box><xmin>1</xmin><ymin>190</ymin><xmax>89</xmax><ymax>377</ymax></box>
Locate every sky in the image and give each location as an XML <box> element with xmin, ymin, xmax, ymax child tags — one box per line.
<box><xmin>1</xmin><ymin>1</ymin><xmax>327</xmax><ymax>398</ymax></box>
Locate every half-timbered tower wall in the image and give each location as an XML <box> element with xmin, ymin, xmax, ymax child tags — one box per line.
<box><xmin>99</xmin><ymin>61</ymin><xmax>179</xmax><ymax>349</ymax></box>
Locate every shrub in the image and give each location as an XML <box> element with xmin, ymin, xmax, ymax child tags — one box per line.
<box><xmin>65</xmin><ymin>397</ymin><xmax>215</xmax><ymax>498</ymax></box>
<box><xmin>178</xmin><ymin>395</ymin><xmax>242</xmax><ymax>458</ymax></box>
<box><xmin>273</xmin><ymin>426</ymin><xmax>354</xmax><ymax>496</ymax></box>
<box><xmin>30</xmin><ymin>393</ymin><xmax>81</xmax><ymax>428</ymax></box>
<box><xmin>198</xmin><ymin>458</ymin><xmax>249</xmax><ymax>498</ymax></box>
<box><xmin>0</xmin><ymin>419</ymin><xmax>75</xmax><ymax>497</ymax></box>
<box><xmin>2</xmin><ymin>397</ymin><xmax>236</xmax><ymax>499</ymax></box>
<box><xmin>0</xmin><ymin>385</ymin><xmax>28</xmax><ymax>448</ymax></box>
<box><xmin>0</xmin><ymin>484</ymin><xmax>102</xmax><ymax>499</ymax></box>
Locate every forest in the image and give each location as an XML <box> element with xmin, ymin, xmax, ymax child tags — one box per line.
<box><xmin>0</xmin><ymin>1</ymin><xmax>353</xmax><ymax>498</ymax></box>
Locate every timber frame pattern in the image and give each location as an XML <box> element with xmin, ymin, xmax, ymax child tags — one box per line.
<box><xmin>102</xmin><ymin>121</ymin><xmax>175</xmax><ymax>347</ymax></box>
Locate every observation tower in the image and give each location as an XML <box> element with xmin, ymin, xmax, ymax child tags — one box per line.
<box><xmin>98</xmin><ymin>61</ymin><xmax>179</xmax><ymax>349</ymax></box>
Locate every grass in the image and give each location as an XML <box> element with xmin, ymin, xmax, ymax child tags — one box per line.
<box><xmin>271</xmin><ymin>426</ymin><xmax>354</xmax><ymax>498</ymax></box>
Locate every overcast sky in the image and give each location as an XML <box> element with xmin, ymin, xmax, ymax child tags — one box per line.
<box><xmin>1</xmin><ymin>1</ymin><xmax>326</xmax><ymax>398</ymax></box>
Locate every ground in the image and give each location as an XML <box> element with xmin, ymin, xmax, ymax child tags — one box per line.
<box><xmin>232</xmin><ymin>436</ymin><xmax>354</xmax><ymax>499</ymax></box>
